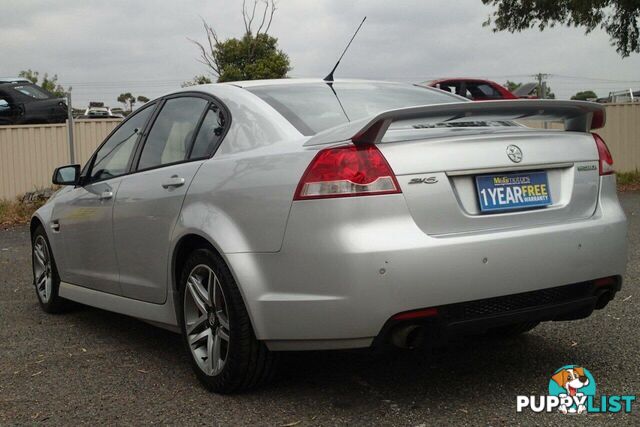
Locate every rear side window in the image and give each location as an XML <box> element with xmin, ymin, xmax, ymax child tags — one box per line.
<box><xmin>137</xmin><ymin>97</ymin><xmax>208</xmax><ymax>170</ymax></box>
<box><xmin>189</xmin><ymin>103</ymin><xmax>228</xmax><ymax>159</ymax></box>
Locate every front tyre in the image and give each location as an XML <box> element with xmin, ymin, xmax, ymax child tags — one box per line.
<box><xmin>31</xmin><ymin>225</ymin><xmax>67</xmax><ymax>313</ymax></box>
<box><xmin>179</xmin><ymin>248</ymin><xmax>277</xmax><ymax>393</ymax></box>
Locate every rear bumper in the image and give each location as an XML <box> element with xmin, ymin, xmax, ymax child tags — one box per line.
<box><xmin>373</xmin><ymin>277</ymin><xmax>620</xmax><ymax>349</ymax></box>
<box><xmin>226</xmin><ymin>176</ymin><xmax>627</xmax><ymax>350</ymax></box>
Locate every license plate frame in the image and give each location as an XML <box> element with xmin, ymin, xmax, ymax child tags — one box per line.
<box><xmin>475</xmin><ymin>171</ymin><xmax>552</xmax><ymax>213</ymax></box>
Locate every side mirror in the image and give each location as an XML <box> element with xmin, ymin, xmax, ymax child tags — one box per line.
<box><xmin>52</xmin><ymin>164</ymin><xmax>81</xmax><ymax>186</ymax></box>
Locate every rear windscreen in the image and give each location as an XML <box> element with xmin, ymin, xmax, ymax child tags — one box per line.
<box><xmin>247</xmin><ymin>82</ymin><xmax>461</xmax><ymax>136</ymax></box>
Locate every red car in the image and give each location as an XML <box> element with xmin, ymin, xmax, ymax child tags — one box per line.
<box><xmin>425</xmin><ymin>78</ymin><xmax>518</xmax><ymax>101</ymax></box>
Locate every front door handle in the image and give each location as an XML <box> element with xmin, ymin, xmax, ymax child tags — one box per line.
<box><xmin>161</xmin><ymin>175</ymin><xmax>185</xmax><ymax>189</ymax></box>
<box><xmin>100</xmin><ymin>190</ymin><xmax>113</xmax><ymax>200</ymax></box>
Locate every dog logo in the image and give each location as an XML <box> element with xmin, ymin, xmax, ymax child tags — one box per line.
<box><xmin>549</xmin><ymin>365</ymin><xmax>596</xmax><ymax>414</ymax></box>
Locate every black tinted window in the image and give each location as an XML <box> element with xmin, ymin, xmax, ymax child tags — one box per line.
<box><xmin>138</xmin><ymin>97</ymin><xmax>208</xmax><ymax>170</ymax></box>
<box><xmin>247</xmin><ymin>82</ymin><xmax>459</xmax><ymax>135</ymax></box>
<box><xmin>465</xmin><ymin>83</ymin><xmax>502</xmax><ymax>100</ymax></box>
<box><xmin>190</xmin><ymin>103</ymin><xmax>227</xmax><ymax>159</ymax></box>
<box><xmin>436</xmin><ymin>82</ymin><xmax>462</xmax><ymax>96</ymax></box>
<box><xmin>13</xmin><ymin>84</ymin><xmax>50</xmax><ymax>99</ymax></box>
<box><xmin>90</xmin><ymin>105</ymin><xmax>154</xmax><ymax>181</ymax></box>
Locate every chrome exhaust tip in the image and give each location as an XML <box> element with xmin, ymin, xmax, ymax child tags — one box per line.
<box><xmin>391</xmin><ymin>324</ymin><xmax>425</xmax><ymax>349</ymax></box>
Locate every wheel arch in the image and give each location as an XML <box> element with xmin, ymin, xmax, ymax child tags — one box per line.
<box><xmin>30</xmin><ymin>215</ymin><xmax>44</xmax><ymax>240</ymax></box>
<box><xmin>170</xmin><ymin>232</ymin><xmax>257</xmax><ymax>333</ymax></box>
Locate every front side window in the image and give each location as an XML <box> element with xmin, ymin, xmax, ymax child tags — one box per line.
<box><xmin>137</xmin><ymin>97</ymin><xmax>208</xmax><ymax>170</ymax></box>
<box><xmin>89</xmin><ymin>105</ymin><xmax>154</xmax><ymax>182</ymax></box>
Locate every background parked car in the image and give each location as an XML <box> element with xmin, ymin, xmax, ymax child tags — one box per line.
<box><xmin>426</xmin><ymin>78</ymin><xmax>518</xmax><ymax>101</ymax></box>
<box><xmin>603</xmin><ymin>89</ymin><xmax>640</xmax><ymax>104</ymax></box>
<box><xmin>77</xmin><ymin>102</ymin><xmax>124</xmax><ymax>119</ymax></box>
<box><xmin>0</xmin><ymin>77</ymin><xmax>68</xmax><ymax>125</ymax></box>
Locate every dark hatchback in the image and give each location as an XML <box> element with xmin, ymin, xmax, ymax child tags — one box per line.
<box><xmin>0</xmin><ymin>78</ymin><xmax>68</xmax><ymax>125</ymax></box>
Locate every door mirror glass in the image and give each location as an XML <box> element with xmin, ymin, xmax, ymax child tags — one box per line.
<box><xmin>52</xmin><ymin>164</ymin><xmax>81</xmax><ymax>185</ymax></box>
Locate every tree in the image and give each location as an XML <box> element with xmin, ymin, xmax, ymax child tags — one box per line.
<box><xmin>571</xmin><ymin>90</ymin><xmax>598</xmax><ymax>101</ymax></box>
<box><xmin>116</xmin><ymin>93</ymin><xmax>149</xmax><ymax>112</ymax></box>
<box><xmin>117</xmin><ymin>93</ymin><xmax>136</xmax><ymax>112</ymax></box>
<box><xmin>18</xmin><ymin>69</ymin><xmax>70</xmax><ymax>97</ymax></box>
<box><xmin>190</xmin><ymin>0</ymin><xmax>291</xmax><ymax>82</ymax></box>
<box><xmin>181</xmin><ymin>75</ymin><xmax>213</xmax><ymax>88</ymax></box>
<box><xmin>538</xmin><ymin>85</ymin><xmax>555</xmax><ymax>99</ymax></box>
<box><xmin>504</xmin><ymin>81</ymin><xmax>522</xmax><ymax>92</ymax></box>
<box><xmin>481</xmin><ymin>1</ymin><xmax>640</xmax><ymax>57</ymax></box>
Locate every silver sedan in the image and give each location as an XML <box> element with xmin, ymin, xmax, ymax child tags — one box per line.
<box><xmin>31</xmin><ymin>79</ymin><xmax>627</xmax><ymax>393</ymax></box>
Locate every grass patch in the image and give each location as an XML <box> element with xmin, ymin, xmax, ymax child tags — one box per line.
<box><xmin>0</xmin><ymin>195</ymin><xmax>48</xmax><ymax>227</ymax></box>
<box><xmin>617</xmin><ymin>171</ymin><xmax>640</xmax><ymax>191</ymax></box>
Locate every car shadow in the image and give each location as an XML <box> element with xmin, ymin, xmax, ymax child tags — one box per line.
<box><xmin>62</xmin><ymin>304</ymin><xmax>577</xmax><ymax>405</ymax></box>
<box><xmin>269</xmin><ymin>333</ymin><xmax>568</xmax><ymax>403</ymax></box>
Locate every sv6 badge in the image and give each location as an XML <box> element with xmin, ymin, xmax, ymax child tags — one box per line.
<box><xmin>409</xmin><ymin>177</ymin><xmax>438</xmax><ymax>184</ymax></box>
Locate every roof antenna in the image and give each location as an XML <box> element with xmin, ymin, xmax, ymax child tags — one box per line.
<box><xmin>324</xmin><ymin>16</ymin><xmax>367</xmax><ymax>82</ymax></box>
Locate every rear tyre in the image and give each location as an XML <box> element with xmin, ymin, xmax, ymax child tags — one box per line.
<box><xmin>178</xmin><ymin>248</ymin><xmax>277</xmax><ymax>393</ymax></box>
<box><xmin>488</xmin><ymin>321</ymin><xmax>540</xmax><ymax>337</ymax></box>
<box><xmin>31</xmin><ymin>225</ymin><xmax>67</xmax><ymax>313</ymax></box>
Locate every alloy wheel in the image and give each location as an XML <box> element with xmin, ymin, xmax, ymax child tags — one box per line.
<box><xmin>183</xmin><ymin>264</ymin><xmax>230</xmax><ymax>376</ymax></box>
<box><xmin>33</xmin><ymin>235</ymin><xmax>52</xmax><ymax>303</ymax></box>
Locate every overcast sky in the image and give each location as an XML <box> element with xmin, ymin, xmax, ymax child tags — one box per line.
<box><xmin>2</xmin><ymin>0</ymin><xmax>640</xmax><ymax>107</ymax></box>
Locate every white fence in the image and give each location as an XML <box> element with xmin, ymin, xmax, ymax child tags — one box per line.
<box><xmin>0</xmin><ymin>119</ymin><xmax>121</xmax><ymax>200</ymax></box>
<box><xmin>1</xmin><ymin>104</ymin><xmax>640</xmax><ymax>200</ymax></box>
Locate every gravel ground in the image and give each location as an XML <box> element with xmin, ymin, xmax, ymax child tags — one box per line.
<box><xmin>1</xmin><ymin>194</ymin><xmax>639</xmax><ymax>426</ymax></box>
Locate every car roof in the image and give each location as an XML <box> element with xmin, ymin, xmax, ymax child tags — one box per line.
<box><xmin>223</xmin><ymin>78</ymin><xmax>413</xmax><ymax>89</ymax></box>
<box><xmin>0</xmin><ymin>77</ymin><xmax>31</xmax><ymax>84</ymax></box>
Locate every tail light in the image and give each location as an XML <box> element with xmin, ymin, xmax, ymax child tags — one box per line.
<box><xmin>294</xmin><ymin>144</ymin><xmax>400</xmax><ymax>200</ymax></box>
<box><xmin>593</xmin><ymin>133</ymin><xmax>614</xmax><ymax>176</ymax></box>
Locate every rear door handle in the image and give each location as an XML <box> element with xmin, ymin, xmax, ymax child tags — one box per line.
<box><xmin>161</xmin><ymin>175</ymin><xmax>185</xmax><ymax>189</ymax></box>
<box><xmin>100</xmin><ymin>190</ymin><xmax>113</xmax><ymax>200</ymax></box>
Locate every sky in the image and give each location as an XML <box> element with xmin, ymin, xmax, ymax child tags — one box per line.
<box><xmin>2</xmin><ymin>0</ymin><xmax>640</xmax><ymax>107</ymax></box>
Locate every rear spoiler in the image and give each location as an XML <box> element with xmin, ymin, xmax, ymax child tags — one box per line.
<box><xmin>303</xmin><ymin>100</ymin><xmax>606</xmax><ymax>147</ymax></box>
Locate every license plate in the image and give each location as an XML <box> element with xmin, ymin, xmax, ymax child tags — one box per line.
<box><xmin>475</xmin><ymin>171</ymin><xmax>552</xmax><ymax>212</ymax></box>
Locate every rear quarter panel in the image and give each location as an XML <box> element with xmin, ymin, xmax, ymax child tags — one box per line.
<box><xmin>173</xmin><ymin>84</ymin><xmax>314</xmax><ymax>254</ymax></box>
